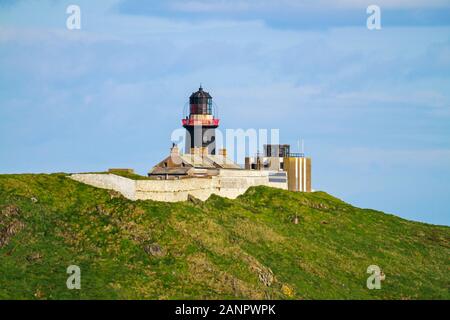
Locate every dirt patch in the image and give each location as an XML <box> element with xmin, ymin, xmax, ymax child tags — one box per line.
<box><xmin>0</xmin><ymin>205</ymin><xmax>25</xmax><ymax>248</ymax></box>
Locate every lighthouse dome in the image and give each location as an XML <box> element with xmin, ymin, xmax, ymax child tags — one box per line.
<box><xmin>190</xmin><ymin>86</ymin><xmax>212</xmax><ymax>100</ymax></box>
<box><xmin>189</xmin><ymin>85</ymin><xmax>213</xmax><ymax>115</ymax></box>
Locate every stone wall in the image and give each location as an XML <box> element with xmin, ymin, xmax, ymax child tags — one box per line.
<box><xmin>70</xmin><ymin>173</ymin><xmax>137</xmax><ymax>200</ymax></box>
<box><xmin>135</xmin><ymin>177</ymin><xmax>216</xmax><ymax>202</ymax></box>
<box><xmin>69</xmin><ymin>169</ymin><xmax>287</xmax><ymax>202</ymax></box>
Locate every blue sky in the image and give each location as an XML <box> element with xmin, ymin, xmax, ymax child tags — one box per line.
<box><xmin>0</xmin><ymin>0</ymin><xmax>449</xmax><ymax>225</ymax></box>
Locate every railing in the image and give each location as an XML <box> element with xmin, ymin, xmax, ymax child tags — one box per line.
<box><xmin>288</xmin><ymin>153</ymin><xmax>305</xmax><ymax>158</ymax></box>
<box><xmin>182</xmin><ymin>118</ymin><xmax>220</xmax><ymax>126</ymax></box>
<box><xmin>253</xmin><ymin>152</ymin><xmax>305</xmax><ymax>158</ymax></box>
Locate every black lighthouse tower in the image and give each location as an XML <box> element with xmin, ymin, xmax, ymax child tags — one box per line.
<box><xmin>182</xmin><ymin>86</ymin><xmax>219</xmax><ymax>155</ymax></box>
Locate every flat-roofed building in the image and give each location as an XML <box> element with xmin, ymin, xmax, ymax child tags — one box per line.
<box><xmin>245</xmin><ymin>144</ymin><xmax>312</xmax><ymax>192</ymax></box>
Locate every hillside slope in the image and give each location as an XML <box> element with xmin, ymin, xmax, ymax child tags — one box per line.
<box><xmin>0</xmin><ymin>174</ymin><xmax>448</xmax><ymax>299</ymax></box>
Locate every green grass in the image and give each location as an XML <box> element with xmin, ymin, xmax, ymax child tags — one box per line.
<box><xmin>78</xmin><ymin>170</ymin><xmax>152</xmax><ymax>180</ymax></box>
<box><xmin>0</xmin><ymin>173</ymin><xmax>448</xmax><ymax>300</ymax></box>
<box><xmin>106</xmin><ymin>170</ymin><xmax>153</xmax><ymax>180</ymax></box>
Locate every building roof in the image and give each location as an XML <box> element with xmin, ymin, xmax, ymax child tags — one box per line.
<box><xmin>148</xmin><ymin>167</ymin><xmax>193</xmax><ymax>175</ymax></box>
<box><xmin>148</xmin><ymin>151</ymin><xmax>241</xmax><ymax>177</ymax></box>
<box><xmin>180</xmin><ymin>154</ymin><xmax>216</xmax><ymax>168</ymax></box>
<box><xmin>190</xmin><ymin>86</ymin><xmax>212</xmax><ymax>99</ymax></box>
<box><xmin>179</xmin><ymin>154</ymin><xmax>241</xmax><ymax>169</ymax></box>
<box><xmin>206</xmin><ymin>155</ymin><xmax>241</xmax><ymax>169</ymax></box>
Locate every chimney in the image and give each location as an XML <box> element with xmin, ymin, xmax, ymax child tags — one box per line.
<box><xmin>190</xmin><ymin>147</ymin><xmax>200</xmax><ymax>156</ymax></box>
<box><xmin>170</xmin><ymin>144</ymin><xmax>179</xmax><ymax>156</ymax></box>
<box><xmin>245</xmin><ymin>157</ymin><xmax>251</xmax><ymax>170</ymax></box>
<box><xmin>219</xmin><ymin>148</ymin><xmax>227</xmax><ymax>157</ymax></box>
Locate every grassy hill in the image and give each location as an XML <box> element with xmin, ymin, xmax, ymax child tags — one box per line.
<box><xmin>0</xmin><ymin>173</ymin><xmax>448</xmax><ymax>300</ymax></box>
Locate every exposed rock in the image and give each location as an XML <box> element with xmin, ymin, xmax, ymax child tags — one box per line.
<box><xmin>304</xmin><ymin>201</ymin><xmax>330</xmax><ymax>210</ymax></box>
<box><xmin>258</xmin><ymin>267</ymin><xmax>274</xmax><ymax>287</ymax></box>
<box><xmin>188</xmin><ymin>194</ymin><xmax>203</xmax><ymax>206</ymax></box>
<box><xmin>242</xmin><ymin>254</ymin><xmax>276</xmax><ymax>287</ymax></box>
<box><xmin>249</xmin><ymin>262</ymin><xmax>274</xmax><ymax>287</ymax></box>
<box><xmin>26</xmin><ymin>252</ymin><xmax>43</xmax><ymax>263</ymax></box>
<box><xmin>95</xmin><ymin>204</ymin><xmax>110</xmax><ymax>216</ymax></box>
<box><xmin>34</xmin><ymin>289</ymin><xmax>44</xmax><ymax>299</ymax></box>
<box><xmin>144</xmin><ymin>243</ymin><xmax>165</xmax><ymax>257</ymax></box>
<box><xmin>108</xmin><ymin>190</ymin><xmax>122</xmax><ymax>199</ymax></box>
<box><xmin>317</xmin><ymin>203</ymin><xmax>329</xmax><ymax>209</ymax></box>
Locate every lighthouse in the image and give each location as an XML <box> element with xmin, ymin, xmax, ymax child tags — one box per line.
<box><xmin>182</xmin><ymin>86</ymin><xmax>219</xmax><ymax>155</ymax></box>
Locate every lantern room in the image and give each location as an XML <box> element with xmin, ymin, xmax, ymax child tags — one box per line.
<box><xmin>182</xmin><ymin>86</ymin><xmax>219</xmax><ymax>127</ymax></box>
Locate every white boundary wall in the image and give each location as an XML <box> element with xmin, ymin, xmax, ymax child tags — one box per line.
<box><xmin>70</xmin><ymin>170</ymin><xmax>287</xmax><ymax>202</ymax></box>
<box><xmin>70</xmin><ymin>173</ymin><xmax>137</xmax><ymax>200</ymax></box>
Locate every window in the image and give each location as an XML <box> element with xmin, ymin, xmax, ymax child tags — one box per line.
<box><xmin>207</xmin><ymin>98</ymin><xmax>212</xmax><ymax>114</ymax></box>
